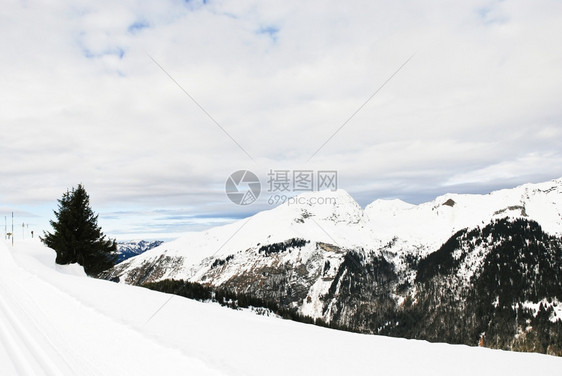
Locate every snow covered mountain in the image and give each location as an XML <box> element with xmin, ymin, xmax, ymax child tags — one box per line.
<box><xmin>108</xmin><ymin>178</ymin><xmax>562</xmax><ymax>284</ymax></box>
<box><xmin>104</xmin><ymin>177</ymin><xmax>562</xmax><ymax>354</ymax></box>
<box><xmin>116</xmin><ymin>240</ymin><xmax>163</xmax><ymax>263</ymax></box>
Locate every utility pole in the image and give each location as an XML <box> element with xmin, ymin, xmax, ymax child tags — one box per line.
<box><xmin>4</xmin><ymin>216</ymin><xmax>6</xmax><ymax>240</ymax></box>
<box><xmin>11</xmin><ymin>212</ymin><xmax>14</xmax><ymax>247</ymax></box>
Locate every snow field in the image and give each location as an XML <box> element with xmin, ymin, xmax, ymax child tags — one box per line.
<box><xmin>0</xmin><ymin>239</ymin><xmax>561</xmax><ymax>375</ymax></box>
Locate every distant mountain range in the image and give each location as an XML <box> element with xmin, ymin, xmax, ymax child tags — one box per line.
<box><xmin>103</xmin><ymin>178</ymin><xmax>562</xmax><ymax>355</ymax></box>
<box><xmin>115</xmin><ymin>240</ymin><xmax>163</xmax><ymax>263</ymax></box>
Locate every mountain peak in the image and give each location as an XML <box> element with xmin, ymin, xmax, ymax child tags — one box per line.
<box><xmin>284</xmin><ymin>189</ymin><xmax>360</xmax><ymax>208</ymax></box>
<box><xmin>365</xmin><ymin>198</ymin><xmax>415</xmax><ymax>213</ymax></box>
<box><xmin>273</xmin><ymin>189</ymin><xmax>363</xmax><ymax>225</ymax></box>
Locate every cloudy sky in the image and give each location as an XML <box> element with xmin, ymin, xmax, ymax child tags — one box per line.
<box><xmin>1</xmin><ymin>0</ymin><xmax>561</xmax><ymax>240</ymax></box>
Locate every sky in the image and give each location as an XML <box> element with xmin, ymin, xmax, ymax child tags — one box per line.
<box><xmin>1</xmin><ymin>0</ymin><xmax>562</xmax><ymax>241</ymax></box>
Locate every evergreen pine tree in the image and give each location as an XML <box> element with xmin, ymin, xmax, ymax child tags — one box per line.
<box><xmin>41</xmin><ymin>184</ymin><xmax>117</xmax><ymax>276</ymax></box>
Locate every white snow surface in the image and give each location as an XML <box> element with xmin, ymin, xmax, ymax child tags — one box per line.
<box><xmin>120</xmin><ymin>178</ymin><xmax>562</xmax><ymax>281</ymax></box>
<box><xmin>365</xmin><ymin>177</ymin><xmax>562</xmax><ymax>246</ymax></box>
<box><xmin>1</xmin><ymin>239</ymin><xmax>561</xmax><ymax>375</ymax></box>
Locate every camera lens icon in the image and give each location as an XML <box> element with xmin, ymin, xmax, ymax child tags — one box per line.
<box><xmin>225</xmin><ymin>170</ymin><xmax>261</xmax><ymax>205</ymax></box>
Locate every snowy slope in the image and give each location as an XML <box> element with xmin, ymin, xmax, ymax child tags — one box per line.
<box><xmin>0</xmin><ymin>240</ymin><xmax>222</xmax><ymax>376</ymax></box>
<box><xmin>110</xmin><ymin>189</ymin><xmax>380</xmax><ymax>283</ymax></box>
<box><xmin>365</xmin><ymin>177</ymin><xmax>562</xmax><ymax>248</ymax></box>
<box><xmin>157</xmin><ymin>188</ymin><xmax>369</xmax><ymax>264</ymax></box>
<box><xmin>1</xmin><ymin>239</ymin><xmax>561</xmax><ymax>375</ymax></box>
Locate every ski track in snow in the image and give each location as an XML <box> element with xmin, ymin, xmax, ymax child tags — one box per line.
<box><xmin>0</xmin><ymin>240</ymin><xmax>224</xmax><ymax>376</ymax></box>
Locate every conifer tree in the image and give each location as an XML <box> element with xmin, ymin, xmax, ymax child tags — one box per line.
<box><xmin>41</xmin><ymin>184</ymin><xmax>117</xmax><ymax>276</ymax></box>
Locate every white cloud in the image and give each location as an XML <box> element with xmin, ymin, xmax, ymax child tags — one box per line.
<box><xmin>1</xmin><ymin>0</ymin><xmax>561</xmax><ymax>239</ymax></box>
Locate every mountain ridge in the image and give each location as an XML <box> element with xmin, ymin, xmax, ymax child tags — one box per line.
<box><xmin>110</xmin><ymin>177</ymin><xmax>562</xmax><ymax>278</ymax></box>
<box><xmin>116</xmin><ymin>240</ymin><xmax>164</xmax><ymax>263</ymax></box>
<box><xmin>102</xmin><ymin>177</ymin><xmax>562</xmax><ymax>354</ymax></box>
